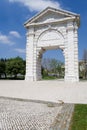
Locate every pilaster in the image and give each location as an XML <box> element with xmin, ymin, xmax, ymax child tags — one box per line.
<box><xmin>25</xmin><ymin>28</ymin><xmax>34</xmax><ymax>81</ymax></box>
<box><xmin>74</xmin><ymin>23</ymin><xmax>79</xmax><ymax>81</ymax></box>
<box><xmin>65</xmin><ymin>22</ymin><xmax>78</xmax><ymax>82</ymax></box>
<box><xmin>65</xmin><ymin>22</ymin><xmax>75</xmax><ymax>81</ymax></box>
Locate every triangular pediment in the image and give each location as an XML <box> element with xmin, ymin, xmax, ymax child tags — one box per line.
<box><xmin>24</xmin><ymin>7</ymin><xmax>80</xmax><ymax>27</ymax></box>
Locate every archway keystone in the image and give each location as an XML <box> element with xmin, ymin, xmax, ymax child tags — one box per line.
<box><xmin>24</xmin><ymin>7</ymin><xmax>80</xmax><ymax>82</ymax></box>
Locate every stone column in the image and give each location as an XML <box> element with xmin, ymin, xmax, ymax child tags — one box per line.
<box><xmin>35</xmin><ymin>48</ymin><xmax>42</xmax><ymax>80</ymax></box>
<box><xmin>25</xmin><ymin>27</ymin><xmax>34</xmax><ymax>81</ymax></box>
<box><xmin>33</xmin><ymin>44</ymin><xmax>37</xmax><ymax>81</ymax></box>
<box><xmin>74</xmin><ymin>23</ymin><xmax>79</xmax><ymax>81</ymax></box>
<box><xmin>65</xmin><ymin>22</ymin><xmax>79</xmax><ymax>82</ymax></box>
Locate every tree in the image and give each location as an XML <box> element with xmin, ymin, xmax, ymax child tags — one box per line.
<box><xmin>42</xmin><ymin>58</ymin><xmax>51</xmax><ymax>70</ymax></box>
<box><xmin>0</xmin><ymin>59</ymin><xmax>6</xmax><ymax>78</ymax></box>
<box><xmin>50</xmin><ymin>59</ymin><xmax>64</xmax><ymax>77</ymax></box>
<box><xmin>41</xmin><ymin>58</ymin><xmax>51</xmax><ymax>76</ymax></box>
<box><xmin>49</xmin><ymin>59</ymin><xmax>58</xmax><ymax>76</ymax></box>
<box><xmin>42</xmin><ymin>58</ymin><xmax>64</xmax><ymax>78</ymax></box>
<box><xmin>83</xmin><ymin>49</ymin><xmax>87</xmax><ymax>62</ymax></box>
<box><xmin>57</xmin><ymin>62</ymin><xmax>64</xmax><ymax>77</ymax></box>
<box><xmin>6</xmin><ymin>57</ymin><xmax>25</xmax><ymax>78</ymax></box>
<box><xmin>83</xmin><ymin>49</ymin><xmax>87</xmax><ymax>79</ymax></box>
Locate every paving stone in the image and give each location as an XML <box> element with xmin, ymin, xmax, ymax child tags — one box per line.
<box><xmin>0</xmin><ymin>98</ymin><xmax>74</xmax><ymax>130</ymax></box>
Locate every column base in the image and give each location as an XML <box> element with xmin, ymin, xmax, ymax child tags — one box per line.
<box><xmin>25</xmin><ymin>75</ymin><xmax>42</xmax><ymax>81</ymax></box>
<box><xmin>65</xmin><ymin>75</ymin><xmax>79</xmax><ymax>82</ymax></box>
<box><xmin>33</xmin><ymin>76</ymin><xmax>42</xmax><ymax>81</ymax></box>
<box><xmin>25</xmin><ymin>75</ymin><xmax>34</xmax><ymax>81</ymax></box>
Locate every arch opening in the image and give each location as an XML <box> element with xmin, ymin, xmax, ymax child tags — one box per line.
<box><xmin>35</xmin><ymin>29</ymin><xmax>65</xmax><ymax>81</ymax></box>
<box><xmin>36</xmin><ymin>47</ymin><xmax>65</xmax><ymax>81</ymax></box>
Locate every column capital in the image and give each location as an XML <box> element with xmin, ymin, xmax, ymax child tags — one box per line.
<box><xmin>26</xmin><ymin>32</ymin><xmax>35</xmax><ymax>37</ymax></box>
<box><xmin>74</xmin><ymin>25</ymin><xmax>78</xmax><ymax>31</ymax></box>
<box><xmin>66</xmin><ymin>22</ymin><xmax>75</xmax><ymax>32</ymax></box>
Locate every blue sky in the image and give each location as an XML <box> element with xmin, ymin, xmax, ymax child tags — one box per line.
<box><xmin>0</xmin><ymin>0</ymin><xmax>87</xmax><ymax>61</ymax></box>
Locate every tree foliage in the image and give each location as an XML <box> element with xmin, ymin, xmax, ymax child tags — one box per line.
<box><xmin>42</xmin><ymin>58</ymin><xmax>64</xmax><ymax>78</ymax></box>
<box><xmin>0</xmin><ymin>59</ymin><xmax>6</xmax><ymax>78</ymax></box>
<box><xmin>83</xmin><ymin>49</ymin><xmax>87</xmax><ymax>62</ymax></box>
<box><xmin>82</xmin><ymin>49</ymin><xmax>87</xmax><ymax>79</ymax></box>
<box><xmin>0</xmin><ymin>57</ymin><xmax>25</xmax><ymax>79</ymax></box>
<box><xmin>6</xmin><ymin>57</ymin><xmax>25</xmax><ymax>78</ymax></box>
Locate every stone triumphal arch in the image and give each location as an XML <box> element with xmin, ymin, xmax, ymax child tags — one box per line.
<box><xmin>24</xmin><ymin>7</ymin><xmax>80</xmax><ymax>82</ymax></box>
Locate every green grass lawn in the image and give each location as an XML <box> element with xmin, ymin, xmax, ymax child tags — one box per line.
<box><xmin>70</xmin><ymin>104</ymin><xmax>87</xmax><ymax>130</ymax></box>
<box><xmin>42</xmin><ymin>76</ymin><xmax>57</xmax><ymax>80</ymax></box>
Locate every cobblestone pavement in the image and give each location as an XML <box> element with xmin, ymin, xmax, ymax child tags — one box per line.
<box><xmin>0</xmin><ymin>98</ymin><xmax>74</xmax><ymax>130</ymax></box>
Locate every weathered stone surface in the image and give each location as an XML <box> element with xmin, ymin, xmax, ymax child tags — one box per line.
<box><xmin>24</xmin><ymin>7</ymin><xmax>80</xmax><ymax>82</ymax></box>
<box><xmin>0</xmin><ymin>98</ymin><xmax>74</xmax><ymax>130</ymax></box>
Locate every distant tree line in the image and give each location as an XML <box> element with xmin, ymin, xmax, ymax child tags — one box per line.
<box><xmin>41</xmin><ymin>58</ymin><xmax>64</xmax><ymax>79</ymax></box>
<box><xmin>0</xmin><ymin>56</ymin><xmax>25</xmax><ymax>79</ymax></box>
<box><xmin>0</xmin><ymin>48</ymin><xmax>87</xmax><ymax>80</ymax></box>
<box><xmin>0</xmin><ymin>56</ymin><xmax>64</xmax><ymax>80</ymax></box>
<box><xmin>79</xmin><ymin>49</ymin><xmax>87</xmax><ymax>79</ymax></box>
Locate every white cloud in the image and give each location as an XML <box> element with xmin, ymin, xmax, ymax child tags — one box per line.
<box><xmin>14</xmin><ymin>48</ymin><xmax>25</xmax><ymax>53</ymax></box>
<box><xmin>9</xmin><ymin>0</ymin><xmax>61</xmax><ymax>12</ymax></box>
<box><xmin>0</xmin><ymin>31</ymin><xmax>21</xmax><ymax>45</ymax></box>
<box><xmin>0</xmin><ymin>33</ymin><xmax>13</xmax><ymax>45</ymax></box>
<box><xmin>9</xmin><ymin>31</ymin><xmax>21</xmax><ymax>38</ymax></box>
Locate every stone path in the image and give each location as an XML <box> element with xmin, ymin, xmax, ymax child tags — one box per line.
<box><xmin>50</xmin><ymin>104</ymin><xmax>74</xmax><ymax>130</ymax></box>
<box><xmin>0</xmin><ymin>98</ymin><xmax>74</xmax><ymax>130</ymax></box>
<box><xmin>0</xmin><ymin>80</ymin><xmax>87</xmax><ymax>104</ymax></box>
